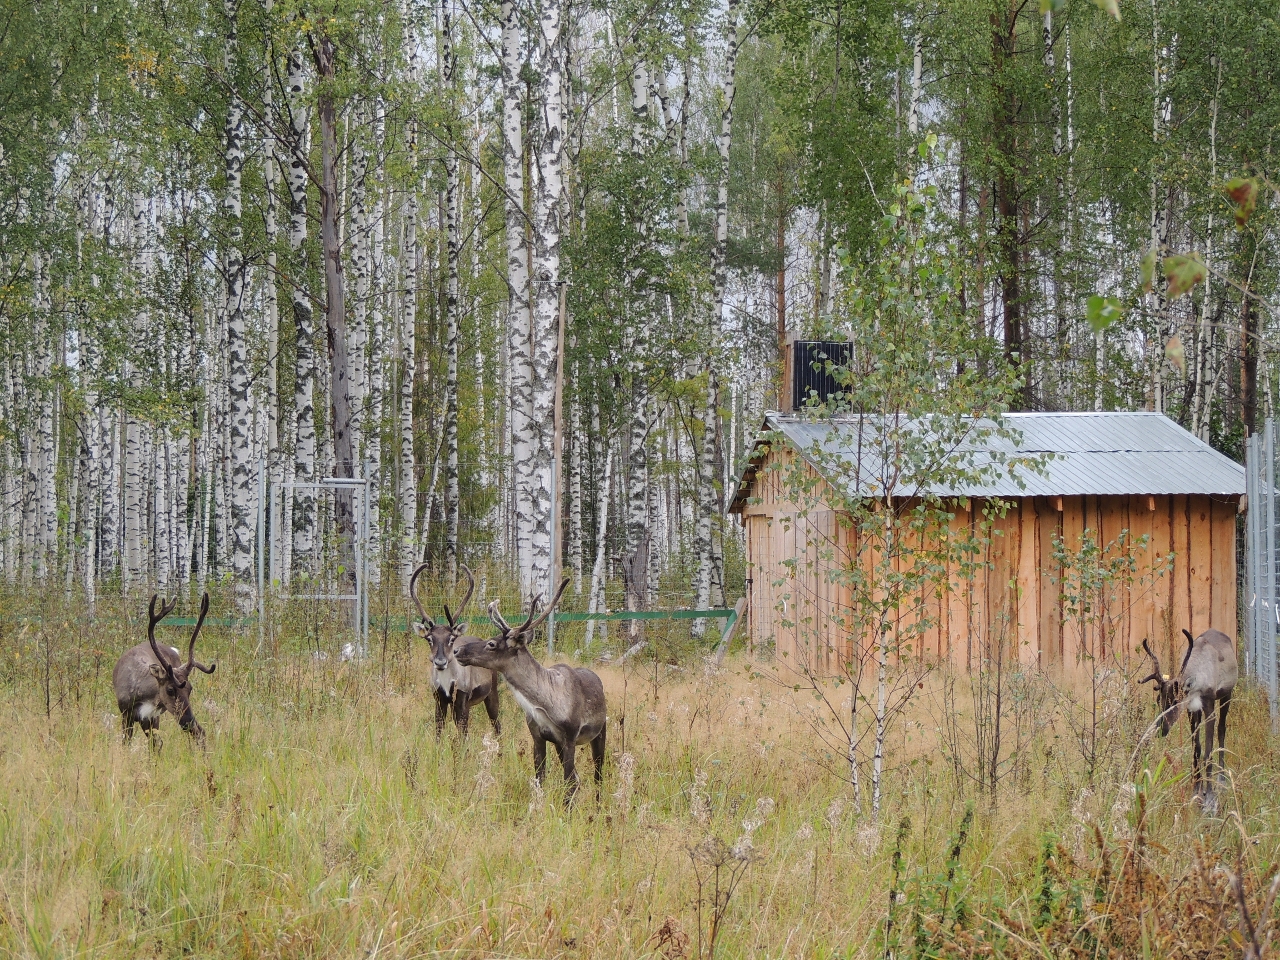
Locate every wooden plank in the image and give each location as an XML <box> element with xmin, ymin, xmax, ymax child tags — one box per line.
<box><xmin>1168</xmin><ymin>495</ymin><xmax>1191</xmax><ymax>665</ymax></box>
<box><xmin>946</xmin><ymin>506</ymin><xmax>969</xmax><ymax>668</ymax></box>
<box><xmin>1100</xmin><ymin>496</ymin><xmax>1128</xmax><ymax>663</ymax></box>
<box><xmin>1126</xmin><ymin>494</ymin><xmax>1157</xmax><ymax>666</ymax></box>
<box><xmin>1037</xmin><ymin>497</ymin><xmax>1063</xmax><ymax>670</ymax></box>
<box><xmin>1209</xmin><ymin>498</ymin><xmax>1235</xmax><ymax>632</ymax></box>
<box><xmin>1189</xmin><ymin>495</ymin><xmax>1213</xmax><ymax>634</ymax></box>
<box><xmin>1017</xmin><ymin>500</ymin><xmax>1039</xmax><ymax>667</ymax></box>
<box><xmin>1060</xmin><ymin>495</ymin><xmax>1085</xmax><ymax>670</ymax></box>
<box><xmin>1143</xmin><ymin>494</ymin><xmax>1173</xmax><ymax>660</ymax></box>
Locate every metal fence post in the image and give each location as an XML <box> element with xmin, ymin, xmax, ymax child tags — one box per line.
<box><xmin>257</xmin><ymin>458</ymin><xmax>266</xmax><ymax>652</ymax></box>
<box><xmin>1246</xmin><ymin>433</ymin><xmax>1259</xmax><ymax>677</ymax></box>
<box><xmin>1267</xmin><ymin>421</ymin><xmax>1278</xmax><ymax>724</ymax></box>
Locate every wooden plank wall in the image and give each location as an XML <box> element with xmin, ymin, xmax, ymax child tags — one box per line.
<box><xmin>740</xmin><ymin>448</ymin><xmax>1240</xmax><ymax>674</ymax></box>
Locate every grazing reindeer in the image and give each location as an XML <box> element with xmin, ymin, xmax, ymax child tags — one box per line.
<box><xmin>454</xmin><ymin>579</ymin><xmax>606</xmax><ymax>800</ymax></box>
<box><xmin>1140</xmin><ymin>630</ymin><xmax>1238</xmax><ymax>796</ymax></box>
<box><xmin>112</xmin><ymin>593</ymin><xmax>217</xmax><ymax>744</ymax></box>
<box><xmin>410</xmin><ymin>562</ymin><xmax>501</xmax><ymax>737</ymax></box>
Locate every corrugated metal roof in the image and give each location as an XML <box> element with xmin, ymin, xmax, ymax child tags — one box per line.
<box><xmin>730</xmin><ymin>411</ymin><xmax>1245</xmax><ymax>508</ymax></box>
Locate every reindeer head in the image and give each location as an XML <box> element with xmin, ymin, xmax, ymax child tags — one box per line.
<box><xmin>410</xmin><ymin>563</ymin><xmax>476</xmax><ymax>672</ymax></box>
<box><xmin>454</xmin><ymin>578</ymin><xmax>569</xmax><ymax>671</ymax></box>
<box><xmin>1139</xmin><ymin>634</ymin><xmax>1194</xmax><ymax>736</ymax></box>
<box><xmin>147</xmin><ymin>593</ymin><xmax>217</xmax><ymax>738</ymax></box>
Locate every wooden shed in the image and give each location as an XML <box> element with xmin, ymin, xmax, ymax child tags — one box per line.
<box><xmin>729</xmin><ymin>411</ymin><xmax>1247</xmax><ymax>674</ymax></box>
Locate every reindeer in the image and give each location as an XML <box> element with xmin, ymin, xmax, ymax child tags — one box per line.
<box><xmin>410</xmin><ymin>562</ymin><xmax>501</xmax><ymax>737</ymax></box>
<box><xmin>112</xmin><ymin>593</ymin><xmax>217</xmax><ymax>744</ymax></box>
<box><xmin>454</xmin><ymin>579</ymin><xmax>606</xmax><ymax>801</ymax></box>
<box><xmin>1139</xmin><ymin>629</ymin><xmax>1238</xmax><ymax>796</ymax></box>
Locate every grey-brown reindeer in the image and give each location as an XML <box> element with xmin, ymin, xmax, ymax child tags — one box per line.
<box><xmin>112</xmin><ymin>593</ymin><xmax>217</xmax><ymax>744</ymax></box>
<box><xmin>1139</xmin><ymin>630</ymin><xmax>1238</xmax><ymax>799</ymax></box>
<box><xmin>410</xmin><ymin>562</ymin><xmax>501</xmax><ymax>736</ymax></box>
<box><xmin>453</xmin><ymin>579</ymin><xmax>606</xmax><ymax>801</ymax></box>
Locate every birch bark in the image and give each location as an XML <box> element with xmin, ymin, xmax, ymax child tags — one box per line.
<box><xmin>263</xmin><ymin>8</ymin><xmax>282</xmax><ymax>584</ymax></box>
<box><xmin>225</xmin><ymin>0</ymin><xmax>255</xmax><ymax>610</ymax></box>
<box><xmin>399</xmin><ymin>151</ymin><xmax>419</xmax><ymax>587</ymax></box>
<box><xmin>502</xmin><ymin>0</ymin><xmax>533</xmax><ymax>593</ymax></box>
<box><xmin>287</xmin><ymin>46</ymin><xmax>317</xmax><ymax>580</ymax></box>
<box><xmin>692</xmin><ymin>0</ymin><xmax>741</xmax><ymax>629</ymax></box>
<box><xmin>442</xmin><ymin>0</ymin><xmax>462</xmax><ymax>581</ymax></box>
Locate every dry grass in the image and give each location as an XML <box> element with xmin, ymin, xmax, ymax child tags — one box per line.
<box><xmin>2</xmin><ymin>594</ymin><xmax>1279</xmax><ymax>958</ymax></box>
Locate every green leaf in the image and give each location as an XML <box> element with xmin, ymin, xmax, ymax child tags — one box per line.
<box><xmin>1164</xmin><ymin>336</ymin><xmax>1186</xmax><ymax>374</ymax></box>
<box><xmin>1223</xmin><ymin>177</ymin><xmax>1258</xmax><ymax>228</ymax></box>
<box><xmin>1092</xmin><ymin>0</ymin><xmax>1120</xmax><ymax>19</ymax></box>
<box><xmin>1040</xmin><ymin>0</ymin><xmax>1067</xmax><ymax>12</ymax></box>
<box><xmin>1139</xmin><ymin>247</ymin><xmax>1157</xmax><ymax>294</ymax></box>
<box><xmin>1085</xmin><ymin>295</ymin><xmax>1124</xmax><ymax>332</ymax></box>
<box><xmin>1163</xmin><ymin>253</ymin><xmax>1206</xmax><ymax>299</ymax></box>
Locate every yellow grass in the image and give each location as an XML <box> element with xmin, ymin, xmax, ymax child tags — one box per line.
<box><xmin>2</xmin><ymin>601</ymin><xmax>1279</xmax><ymax>958</ymax></box>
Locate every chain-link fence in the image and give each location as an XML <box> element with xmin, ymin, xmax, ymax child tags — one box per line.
<box><xmin>1244</xmin><ymin>420</ymin><xmax>1278</xmax><ymax>721</ymax></box>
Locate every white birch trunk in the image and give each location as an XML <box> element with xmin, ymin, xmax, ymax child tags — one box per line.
<box><xmin>584</xmin><ymin>437</ymin><xmax>612</xmax><ymax>649</ymax></box>
<box><xmin>399</xmin><ymin>171</ymin><xmax>419</xmax><ymax>587</ymax></box>
<box><xmin>502</xmin><ymin>0</ymin><xmax>534</xmax><ymax>597</ymax></box>
<box><xmin>442</xmin><ymin>0</ymin><xmax>462</xmax><ymax>581</ymax></box>
<box><xmin>287</xmin><ymin>47</ymin><xmax>317</xmax><ymax>580</ymax></box>
<box><xmin>263</xmin><ymin>12</ymin><xmax>283</xmax><ymax>585</ymax></box>
<box><xmin>692</xmin><ymin>0</ymin><xmax>740</xmax><ymax>628</ymax></box>
<box><xmin>225</xmin><ymin>0</ymin><xmax>254</xmax><ymax>609</ymax></box>
<box><xmin>367</xmin><ymin>101</ymin><xmax>387</xmax><ymax>555</ymax></box>
<box><xmin>568</xmin><ymin>391</ymin><xmax>583</xmax><ymax>593</ymax></box>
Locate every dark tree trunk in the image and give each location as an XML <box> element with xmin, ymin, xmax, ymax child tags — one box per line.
<box><xmin>313</xmin><ymin>30</ymin><xmax>356</xmax><ymax>579</ymax></box>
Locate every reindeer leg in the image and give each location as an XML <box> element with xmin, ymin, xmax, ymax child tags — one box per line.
<box><xmin>484</xmin><ymin>687</ymin><xmax>501</xmax><ymax>736</ymax></box>
<box><xmin>531</xmin><ymin>731</ymin><xmax>548</xmax><ymax>784</ymax></box>
<box><xmin>1202</xmin><ymin>696</ymin><xmax>1219</xmax><ymax>782</ymax></box>
<box><xmin>591</xmin><ymin>728</ymin><xmax>606</xmax><ymax>799</ymax></box>
<box><xmin>121</xmin><ymin>710</ymin><xmax>134</xmax><ymax>743</ymax></box>
<box><xmin>434</xmin><ymin>690</ymin><xmax>450</xmax><ymax>737</ymax></box>
<box><xmin>1189</xmin><ymin>708</ymin><xmax>1204</xmax><ymax>792</ymax></box>
<box><xmin>1216</xmin><ymin>693</ymin><xmax>1232</xmax><ymax>785</ymax></box>
<box><xmin>559</xmin><ymin>741</ymin><xmax>579</xmax><ymax>803</ymax></box>
<box><xmin>452</xmin><ymin>693</ymin><xmax>471</xmax><ymax>738</ymax></box>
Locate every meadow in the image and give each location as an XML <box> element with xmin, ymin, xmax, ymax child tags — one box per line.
<box><xmin>2</xmin><ymin>591</ymin><xmax>1279</xmax><ymax>958</ymax></box>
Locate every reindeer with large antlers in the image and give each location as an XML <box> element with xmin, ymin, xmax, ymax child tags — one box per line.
<box><xmin>410</xmin><ymin>563</ymin><xmax>501</xmax><ymax>737</ymax></box>
<box><xmin>112</xmin><ymin>593</ymin><xmax>217</xmax><ymax>744</ymax></box>
<box><xmin>454</xmin><ymin>579</ymin><xmax>606</xmax><ymax>801</ymax></box>
<box><xmin>1139</xmin><ymin>629</ymin><xmax>1238</xmax><ymax>800</ymax></box>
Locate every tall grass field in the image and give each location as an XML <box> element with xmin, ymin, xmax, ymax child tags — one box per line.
<box><xmin>2</xmin><ymin>591</ymin><xmax>1279</xmax><ymax>958</ymax></box>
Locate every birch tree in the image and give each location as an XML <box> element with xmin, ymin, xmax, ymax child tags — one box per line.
<box><xmin>224</xmin><ymin>0</ymin><xmax>255</xmax><ymax>610</ymax></box>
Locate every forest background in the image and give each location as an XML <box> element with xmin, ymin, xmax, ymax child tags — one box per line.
<box><xmin>1</xmin><ymin>0</ymin><xmax>1277</xmax><ymax>615</ymax></box>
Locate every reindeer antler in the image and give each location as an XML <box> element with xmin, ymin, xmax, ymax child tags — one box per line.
<box><xmin>409</xmin><ymin>562</ymin><xmax>431</xmax><ymax>626</ymax></box>
<box><xmin>186</xmin><ymin>592</ymin><xmax>216</xmax><ymax>674</ymax></box>
<box><xmin>444</xmin><ymin>566</ymin><xmax>476</xmax><ymax>629</ymax></box>
<box><xmin>488</xmin><ymin>598</ymin><xmax>513</xmax><ymax>634</ymax></box>
<box><xmin>1139</xmin><ymin>637</ymin><xmax>1164</xmax><ymax>684</ymax></box>
<box><xmin>147</xmin><ymin>594</ymin><xmax>179</xmax><ymax>678</ymax></box>
<box><xmin>515</xmin><ymin>578</ymin><xmax>570</xmax><ymax>640</ymax></box>
<box><xmin>1180</xmin><ymin>628</ymin><xmax>1196</xmax><ymax>675</ymax></box>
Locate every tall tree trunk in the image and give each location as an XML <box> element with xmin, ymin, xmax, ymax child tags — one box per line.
<box><xmin>263</xmin><ymin>3</ymin><xmax>282</xmax><ymax>585</ymax></box>
<box><xmin>286</xmin><ymin>46</ymin><xmax>317</xmax><ymax>581</ymax></box>
<box><xmin>442</xmin><ymin>0</ymin><xmax>462</xmax><ymax>581</ymax></box>
<box><xmin>225</xmin><ymin>0</ymin><xmax>254</xmax><ymax>610</ymax></box>
<box><xmin>312</xmin><ymin>28</ymin><xmax>356</xmax><ymax>588</ymax></box>
<box><xmin>991</xmin><ymin>0</ymin><xmax>1025</xmax><ymax>407</ymax></box>
<box><xmin>501</xmin><ymin>0</ymin><xmax>532</xmax><ymax>592</ymax></box>
<box><xmin>692</xmin><ymin>0</ymin><xmax>741</xmax><ymax>633</ymax></box>
<box><xmin>524</xmin><ymin>0</ymin><xmax>565</xmax><ymax>603</ymax></box>
<box><xmin>1239</xmin><ymin>234</ymin><xmax>1260</xmax><ymax>437</ymax></box>
<box><xmin>399</xmin><ymin>155</ymin><xmax>419</xmax><ymax>587</ymax></box>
